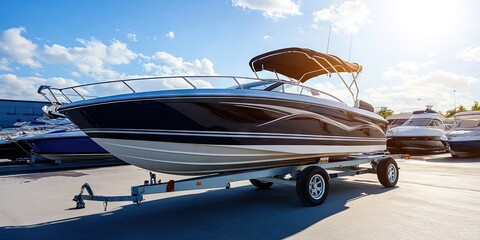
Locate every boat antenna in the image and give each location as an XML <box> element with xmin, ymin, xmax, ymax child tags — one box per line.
<box><xmin>326</xmin><ymin>24</ymin><xmax>332</xmax><ymax>54</ymax></box>
<box><xmin>348</xmin><ymin>34</ymin><xmax>353</xmax><ymax>61</ymax></box>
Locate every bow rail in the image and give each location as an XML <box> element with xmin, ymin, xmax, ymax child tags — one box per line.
<box><xmin>37</xmin><ymin>75</ymin><xmax>346</xmax><ymax>105</ymax></box>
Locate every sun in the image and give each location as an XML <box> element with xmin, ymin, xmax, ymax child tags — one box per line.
<box><xmin>391</xmin><ymin>0</ymin><xmax>461</xmax><ymax>41</ymax></box>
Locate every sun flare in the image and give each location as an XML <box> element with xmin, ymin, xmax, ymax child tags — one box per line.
<box><xmin>392</xmin><ymin>0</ymin><xmax>461</xmax><ymax>40</ymax></box>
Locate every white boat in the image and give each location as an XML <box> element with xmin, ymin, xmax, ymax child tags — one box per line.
<box><xmin>441</xmin><ymin>111</ymin><xmax>480</xmax><ymax>158</ymax></box>
<box><xmin>387</xmin><ymin>106</ymin><xmax>446</xmax><ymax>153</ymax></box>
<box><xmin>40</xmin><ymin>47</ymin><xmax>388</xmax><ymax>175</ymax></box>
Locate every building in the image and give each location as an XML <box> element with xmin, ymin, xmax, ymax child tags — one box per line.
<box><xmin>0</xmin><ymin>99</ymin><xmax>49</xmax><ymax>128</ymax></box>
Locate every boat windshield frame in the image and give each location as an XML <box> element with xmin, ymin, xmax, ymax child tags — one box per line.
<box><xmin>453</xmin><ymin>112</ymin><xmax>480</xmax><ymax>128</ymax></box>
<box><xmin>37</xmin><ymin>75</ymin><xmax>346</xmax><ymax>105</ymax></box>
<box><xmin>402</xmin><ymin>118</ymin><xmax>434</xmax><ymax>127</ymax></box>
<box><xmin>249</xmin><ymin>47</ymin><xmax>362</xmax><ymax>105</ymax></box>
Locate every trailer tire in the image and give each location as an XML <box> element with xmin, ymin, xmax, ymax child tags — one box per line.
<box><xmin>249</xmin><ymin>179</ymin><xmax>274</xmax><ymax>189</ymax></box>
<box><xmin>296</xmin><ymin>166</ymin><xmax>329</xmax><ymax>206</ymax></box>
<box><xmin>377</xmin><ymin>157</ymin><xmax>399</xmax><ymax>187</ymax></box>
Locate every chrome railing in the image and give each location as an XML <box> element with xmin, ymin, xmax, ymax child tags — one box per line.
<box><xmin>38</xmin><ymin>75</ymin><xmax>346</xmax><ymax>105</ymax></box>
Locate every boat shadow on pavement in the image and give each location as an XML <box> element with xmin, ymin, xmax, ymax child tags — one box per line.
<box><xmin>0</xmin><ymin>179</ymin><xmax>395</xmax><ymax>240</ymax></box>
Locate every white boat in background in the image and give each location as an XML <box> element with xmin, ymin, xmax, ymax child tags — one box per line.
<box><xmin>386</xmin><ymin>112</ymin><xmax>412</xmax><ymax>128</ymax></box>
<box><xmin>387</xmin><ymin>106</ymin><xmax>446</xmax><ymax>153</ymax></box>
<box><xmin>441</xmin><ymin>110</ymin><xmax>480</xmax><ymax>158</ymax></box>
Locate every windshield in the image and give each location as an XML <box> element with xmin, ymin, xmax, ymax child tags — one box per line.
<box><xmin>455</xmin><ymin>119</ymin><xmax>480</xmax><ymax>128</ymax></box>
<box><xmin>228</xmin><ymin>81</ymin><xmax>278</xmax><ymax>90</ymax></box>
<box><xmin>402</xmin><ymin>118</ymin><xmax>431</xmax><ymax>126</ymax></box>
<box><xmin>389</xmin><ymin>119</ymin><xmax>408</xmax><ymax>127</ymax></box>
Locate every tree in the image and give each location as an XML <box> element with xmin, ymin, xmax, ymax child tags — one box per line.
<box><xmin>445</xmin><ymin>105</ymin><xmax>468</xmax><ymax>118</ymax></box>
<box><xmin>377</xmin><ymin>108</ymin><xmax>394</xmax><ymax>119</ymax></box>
<box><xmin>471</xmin><ymin>101</ymin><xmax>480</xmax><ymax>111</ymax></box>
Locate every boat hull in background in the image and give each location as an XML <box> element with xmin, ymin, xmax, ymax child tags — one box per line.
<box><xmin>19</xmin><ymin>130</ymin><xmax>114</xmax><ymax>161</ymax></box>
<box><xmin>387</xmin><ymin>136</ymin><xmax>446</xmax><ymax>153</ymax></box>
<box><xmin>0</xmin><ymin>139</ymin><xmax>30</xmax><ymax>160</ymax></box>
<box><xmin>441</xmin><ymin>136</ymin><xmax>480</xmax><ymax>158</ymax></box>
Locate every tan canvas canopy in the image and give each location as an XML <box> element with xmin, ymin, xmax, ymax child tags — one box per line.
<box><xmin>249</xmin><ymin>47</ymin><xmax>362</xmax><ymax>83</ymax></box>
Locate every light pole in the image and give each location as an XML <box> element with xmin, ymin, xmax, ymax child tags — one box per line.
<box><xmin>453</xmin><ymin>89</ymin><xmax>456</xmax><ymax>110</ymax></box>
<box><xmin>417</xmin><ymin>98</ymin><xmax>421</xmax><ymax>109</ymax></box>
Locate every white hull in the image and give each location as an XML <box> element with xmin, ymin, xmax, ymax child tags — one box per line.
<box><xmin>93</xmin><ymin>138</ymin><xmax>386</xmax><ymax>175</ymax></box>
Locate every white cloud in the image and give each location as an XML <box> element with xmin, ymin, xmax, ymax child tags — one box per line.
<box><xmin>138</xmin><ymin>53</ymin><xmax>151</xmax><ymax>60</ymax></box>
<box><xmin>41</xmin><ymin>38</ymin><xmax>137</xmax><ymax>80</ymax></box>
<box><xmin>232</xmin><ymin>0</ymin><xmax>301</xmax><ymax>20</ymax></box>
<box><xmin>263</xmin><ymin>35</ymin><xmax>271</xmax><ymax>40</ymax></box>
<box><xmin>143</xmin><ymin>51</ymin><xmax>216</xmax><ymax>76</ymax></box>
<box><xmin>0</xmin><ymin>27</ymin><xmax>41</xmax><ymax>68</ymax></box>
<box><xmin>382</xmin><ymin>69</ymin><xmax>478</xmax><ymax>89</ymax></box>
<box><xmin>0</xmin><ymin>73</ymin><xmax>80</xmax><ymax>101</ymax></box>
<box><xmin>456</xmin><ymin>47</ymin><xmax>480</xmax><ymax>62</ymax></box>
<box><xmin>312</xmin><ymin>0</ymin><xmax>370</xmax><ymax>33</ymax></box>
<box><xmin>166</xmin><ymin>31</ymin><xmax>174</xmax><ymax>39</ymax></box>
<box><xmin>312</xmin><ymin>7</ymin><xmax>336</xmax><ymax>22</ymax></box>
<box><xmin>0</xmin><ymin>58</ymin><xmax>11</xmax><ymax>71</ymax></box>
<box><xmin>166</xmin><ymin>31</ymin><xmax>175</xmax><ymax>39</ymax></box>
<box><xmin>362</xmin><ymin>63</ymin><xmax>480</xmax><ymax>112</ymax></box>
<box><xmin>127</xmin><ymin>33</ymin><xmax>138</xmax><ymax>42</ymax></box>
<box><xmin>395</xmin><ymin>60</ymin><xmax>435</xmax><ymax>72</ymax></box>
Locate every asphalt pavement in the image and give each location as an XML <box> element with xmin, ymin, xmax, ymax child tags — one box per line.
<box><xmin>0</xmin><ymin>153</ymin><xmax>479</xmax><ymax>240</ymax></box>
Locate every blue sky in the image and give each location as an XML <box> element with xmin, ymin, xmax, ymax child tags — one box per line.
<box><xmin>0</xmin><ymin>0</ymin><xmax>478</xmax><ymax>113</ymax></box>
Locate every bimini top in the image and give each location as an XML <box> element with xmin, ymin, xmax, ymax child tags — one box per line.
<box><xmin>249</xmin><ymin>47</ymin><xmax>362</xmax><ymax>83</ymax></box>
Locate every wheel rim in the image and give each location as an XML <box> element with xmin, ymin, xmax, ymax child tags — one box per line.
<box><xmin>308</xmin><ymin>174</ymin><xmax>325</xmax><ymax>200</ymax></box>
<box><xmin>387</xmin><ymin>164</ymin><xmax>397</xmax><ymax>183</ymax></box>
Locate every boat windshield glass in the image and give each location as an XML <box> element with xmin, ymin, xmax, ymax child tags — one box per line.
<box><xmin>402</xmin><ymin>118</ymin><xmax>431</xmax><ymax>126</ymax></box>
<box><xmin>455</xmin><ymin>119</ymin><xmax>480</xmax><ymax>128</ymax></box>
<box><xmin>388</xmin><ymin>119</ymin><xmax>408</xmax><ymax>127</ymax></box>
<box><xmin>228</xmin><ymin>81</ymin><xmax>277</xmax><ymax>90</ymax></box>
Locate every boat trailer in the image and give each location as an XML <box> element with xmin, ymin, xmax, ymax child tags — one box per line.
<box><xmin>73</xmin><ymin>154</ymin><xmax>399</xmax><ymax>210</ymax></box>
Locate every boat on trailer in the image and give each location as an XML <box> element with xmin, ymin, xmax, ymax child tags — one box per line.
<box><xmin>39</xmin><ymin>47</ymin><xmax>387</xmax><ymax>175</ymax></box>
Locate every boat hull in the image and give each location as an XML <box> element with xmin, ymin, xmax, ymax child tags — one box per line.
<box><xmin>59</xmin><ymin>90</ymin><xmax>387</xmax><ymax>174</ymax></box>
<box><xmin>387</xmin><ymin>136</ymin><xmax>446</xmax><ymax>153</ymax></box>
<box><xmin>93</xmin><ymin>138</ymin><xmax>384</xmax><ymax>174</ymax></box>
<box><xmin>21</xmin><ymin>133</ymin><xmax>113</xmax><ymax>161</ymax></box>
<box><xmin>0</xmin><ymin>140</ymin><xmax>30</xmax><ymax>160</ymax></box>
<box><xmin>442</xmin><ymin>139</ymin><xmax>480</xmax><ymax>158</ymax></box>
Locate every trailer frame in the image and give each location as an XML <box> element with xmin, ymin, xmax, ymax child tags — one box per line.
<box><xmin>72</xmin><ymin>154</ymin><xmax>399</xmax><ymax>210</ymax></box>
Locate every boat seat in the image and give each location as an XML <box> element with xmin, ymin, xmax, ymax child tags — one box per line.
<box><xmin>355</xmin><ymin>100</ymin><xmax>374</xmax><ymax>112</ymax></box>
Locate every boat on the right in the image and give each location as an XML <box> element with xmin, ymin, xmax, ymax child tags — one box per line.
<box><xmin>387</xmin><ymin>106</ymin><xmax>447</xmax><ymax>153</ymax></box>
<box><xmin>441</xmin><ymin>110</ymin><xmax>480</xmax><ymax>158</ymax></box>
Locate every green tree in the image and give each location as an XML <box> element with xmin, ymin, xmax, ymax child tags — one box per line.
<box><xmin>378</xmin><ymin>108</ymin><xmax>394</xmax><ymax>119</ymax></box>
<box><xmin>445</xmin><ymin>105</ymin><xmax>468</xmax><ymax>118</ymax></box>
<box><xmin>471</xmin><ymin>101</ymin><xmax>480</xmax><ymax>111</ymax></box>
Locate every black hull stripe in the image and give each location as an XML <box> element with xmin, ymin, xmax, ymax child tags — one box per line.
<box><xmin>83</xmin><ymin>129</ymin><xmax>385</xmax><ymax>142</ymax></box>
<box><xmin>87</xmin><ymin>132</ymin><xmax>386</xmax><ymax>146</ymax></box>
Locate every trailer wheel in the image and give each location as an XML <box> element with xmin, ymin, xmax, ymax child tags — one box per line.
<box><xmin>296</xmin><ymin>166</ymin><xmax>329</xmax><ymax>206</ymax></box>
<box><xmin>249</xmin><ymin>179</ymin><xmax>274</xmax><ymax>189</ymax></box>
<box><xmin>377</xmin><ymin>158</ymin><xmax>399</xmax><ymax>187</ymax></box>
